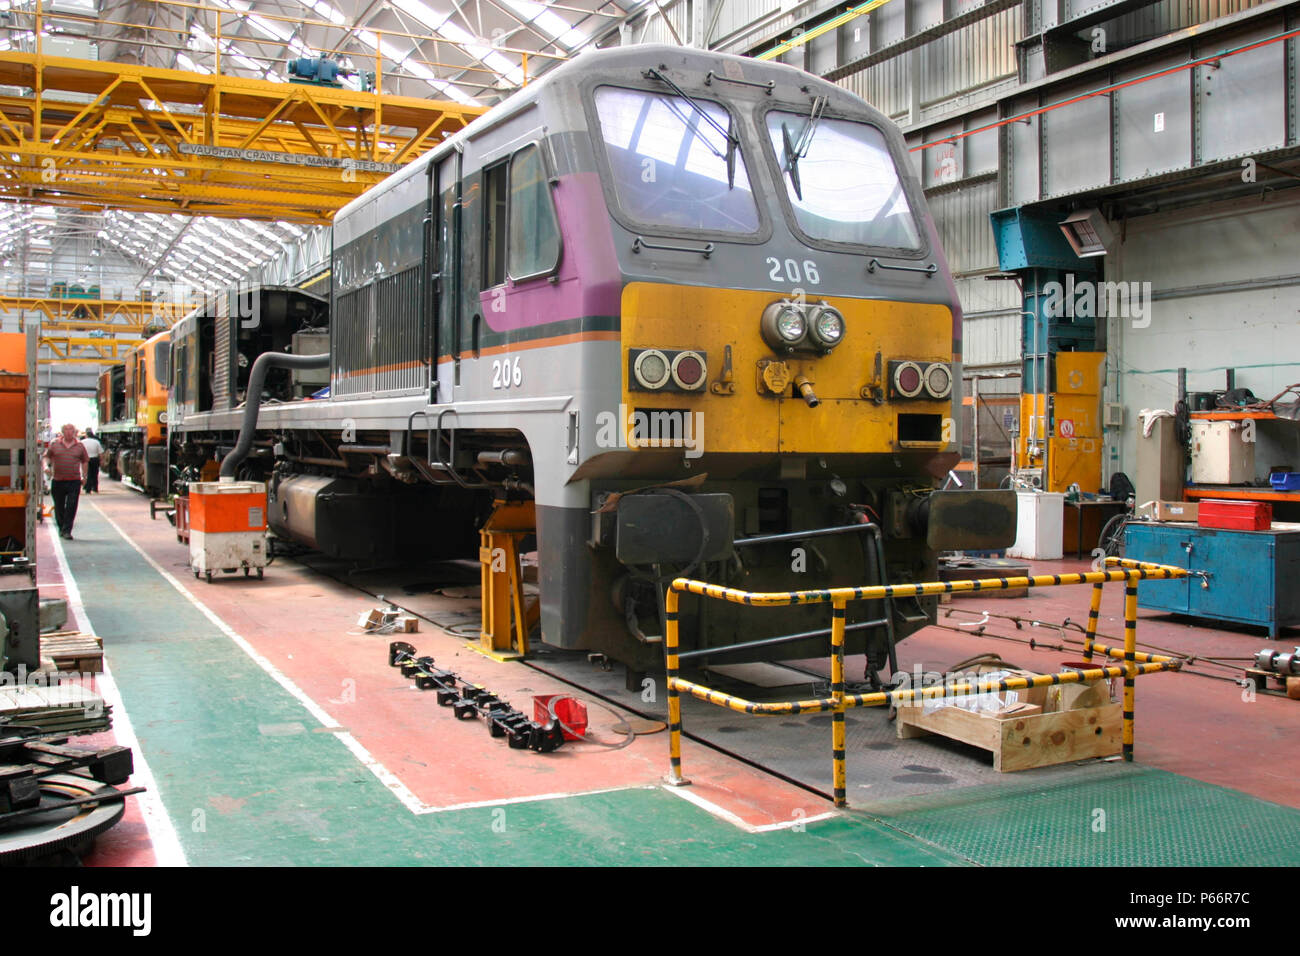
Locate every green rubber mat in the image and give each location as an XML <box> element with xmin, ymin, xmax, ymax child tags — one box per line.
<box><xmin>861</xmin><ymin>761</ymin><xmax>1300</xmax><ymax>866</ymax></box>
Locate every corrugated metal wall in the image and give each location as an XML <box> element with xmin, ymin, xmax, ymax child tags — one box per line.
<box><xmin>709</xmin><ymin>0</ymin><xmax>782</xmax><ymax>45</ymax></box>
<box><xmin>835</xmin><ymin>6</ymin><xmax>1021</xmax><ymax>120</ymax></box>
<box><xmin>918</xmin><ymin>7</ymin><xmax>1020</xmax><ymax>106</ymax></box>
<box><xmin>1102</xmin><ymin>0</ymin><xmax>1270</xmax><ymax>46</ymax></box>
<box><xmin>838</xmin><ymin>52</ymin><xmax>913</xmax><ymax>119</ymax></box>
<box><xmin>636</xmin><ymin>2</ymin><xmax>692</xmax><ymax>45</ymax></box>
<box><xmin>962</xmin><ymin>310</ymin><xmax>1022</xmax><ymax>367</ymax></box>
<box><xmin>928</xmin><ymin>179</ymin><xmax>1000</xmax><ymax>276</ymax></box>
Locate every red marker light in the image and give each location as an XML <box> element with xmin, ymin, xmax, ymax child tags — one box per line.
<box><xmin>895</xmin><ymin>362</ymin><xmax>923</xmax><ymax>397</ymax></box>
<box><xmin>671</xmin><ymin>351</ymin><xmax>706</xmax><ymax>390</ymax></box>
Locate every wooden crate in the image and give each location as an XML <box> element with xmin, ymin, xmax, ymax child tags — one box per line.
<box><xmin>40</xmin><ymin>630</ymin><xmax>104</xmax><ymax>674</ymax></box>
<box><xmin>897</xmin><ymin>694</ymin><xmax>1122</xmax><ymax>772</ymax></box>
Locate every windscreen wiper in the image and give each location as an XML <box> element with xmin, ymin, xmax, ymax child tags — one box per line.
<box><xmin>781</xmin><ymin>95</ymin><xmax>827</xmax><ymax>201</ymax></box>
<box><xmin>643</xmin><ymin>67</ymin><xmax>738</xmax><ymax>188</ymax></box>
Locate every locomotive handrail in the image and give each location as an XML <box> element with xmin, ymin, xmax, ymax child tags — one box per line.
<box><xmin>431</xmin><ymin>407</ymin><xmax>493</xmax><ymax>491</ymax></box>
<box><xmin>632</xmin><ymin>236</ymin><xmax>715</xmax><ymax>259</ymax></box>
<box><xmin>704</xmin><ymin>71</ymin><xmax>775</xmax><ymax>94</ymax></box>
<box><xmin>662</xmin><ymin>557</ymin><xmax>1189</xmax><ymax>807</ymax></box>
<box><xmin>866</xmin><ymin>257</ymin><xmax>938</xmax><ymax>277</ymax></box>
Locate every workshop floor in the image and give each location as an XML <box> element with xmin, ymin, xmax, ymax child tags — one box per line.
<box><xmin>36</xmin><ymin>482</ymin><xmax>1300</xmax><ymax>867</ymax></box>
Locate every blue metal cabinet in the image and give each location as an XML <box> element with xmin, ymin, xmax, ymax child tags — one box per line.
<box><xmin>1124</xmin><ymin>523</ymin><xmax>1300</xmax><ymax>638</ymax></box>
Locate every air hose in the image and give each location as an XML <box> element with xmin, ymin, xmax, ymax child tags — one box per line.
<box><xmin>219</xmin><ymin>351</ymin><xmax>329</xmax><ymax>479</ymax></box>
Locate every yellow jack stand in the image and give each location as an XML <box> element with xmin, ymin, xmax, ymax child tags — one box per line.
<box><xmin>478</xmin><ymin>499</ymin><xmax>540</xmax><ymax>660</ymax></box>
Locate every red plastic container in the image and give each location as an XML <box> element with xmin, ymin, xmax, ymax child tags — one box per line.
<box><xmin>533</xmin><ymin>694</ymin><xmax>588</xmax><ymax>741</ymax></box>
<box><xmin>1197</xmin><ymin>498</ymin><xmax>1272</xmax><ymax>531</ymax></box>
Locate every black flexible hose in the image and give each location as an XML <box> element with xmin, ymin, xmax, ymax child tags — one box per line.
<box><xmin>220</xmin><ymin>351</ymin><xmax>329</xmax><ymax>479</ymax></box>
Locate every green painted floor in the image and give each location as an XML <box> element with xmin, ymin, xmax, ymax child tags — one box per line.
<box><xmin>866</xmin><ymin>763</ymin><xmax>1300</xmax><ymax>867</ymax></box>
<box><xmin>64</xmin><ymin>504</ymin><xmax>961</xmax><ymax>867</ymax></box>
<box><xmin>66</xmin><ymin>503</ymin><xmax>1300</xmax><ymax>866</ymax></box>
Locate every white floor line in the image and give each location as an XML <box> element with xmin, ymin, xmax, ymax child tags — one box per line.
<box><xmin>47</xmin><ymin>519</ymin><xmax>188</xmax><ymax>866</ymax></box>
<box><xmin>88</xmin><ymin>501</ymin><xmax>646</xmax><ymax>817</ymax></box>
<box><xmin>417</xmin><ymin>785</ymin><xmax>656</xmax><ymax>815</ymax></box>
<box><xmin>662</xmin><ymin>783</ymin><xmax>838</xmax><ymax>833</ymax></box>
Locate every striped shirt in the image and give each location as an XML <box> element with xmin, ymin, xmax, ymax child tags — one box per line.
<box><xmin>46</xmin><ymin>439</ymin><xmax>88</xmax><ymax>481</ymax></box>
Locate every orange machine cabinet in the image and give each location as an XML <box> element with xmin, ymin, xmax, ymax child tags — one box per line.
<box><xmin>0</xmin><ymin>331</ymin><xmax>35</xmax><ymax>570</ymax></box>
<box><xmin>187</xmin><ymin>480</ymin><xmax>268</xmax><ymax>581</ymax></box>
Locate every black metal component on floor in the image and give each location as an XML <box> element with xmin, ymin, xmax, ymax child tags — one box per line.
<box><xmin>389</xmin><ymin>641</ymin><xmax>565</xmax><ymax>753</ymax></box>
<box><xmin>0</xmin><ymin>739</ymin><xmax>142</xmax><ymax>864</ymax></box>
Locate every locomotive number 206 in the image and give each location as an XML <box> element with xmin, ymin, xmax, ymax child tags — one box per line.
<box><xmin>492</xmin><ymin>357</ymin><xmax>523</xmax><ymax>389</ymax></box>
<box><xmin>766</xmin><ymin>257</ymin><xmax>821</xmax><ymax>285</ymax></box>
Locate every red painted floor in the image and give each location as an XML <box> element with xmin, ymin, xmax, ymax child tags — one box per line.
<box><xmin>65</xmin><ymin>484</ymin><xmax>823</xmax><ymax>867</ymax></box>
<box><xmin>41</xmin><ymin>484</ymin><xmax>1300</xmax><ymax>867</ymax></box>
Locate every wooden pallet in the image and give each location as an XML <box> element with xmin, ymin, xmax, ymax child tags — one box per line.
<box><xmin>897</xmin><ymin>678</ymin><xmax>1122</xmax><ymax>771</ymax></box>
<box><xmin>0</xmin><ymin>682</ymin><xmax>112</xmax><ymax>739</ymax></box>
<box><xmin>1244</xmin><ymin>667</ymin><xmax>1300</xmax><ymax>699</ymax></box>
<box><xmin>40</xmin><ymin>630</ymin><xmax>103</xmax><ymax>674</ymax></box>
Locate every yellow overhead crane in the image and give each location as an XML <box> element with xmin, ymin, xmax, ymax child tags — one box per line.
<box><xmin>0</xmin><ymin>52</ymin><xmax>485</xmax><ymax>223</ymax></box>
<box><xmin>0</xmin><ymin>293</ymin><xmax>193</xmax><ymax>366</ymax></box>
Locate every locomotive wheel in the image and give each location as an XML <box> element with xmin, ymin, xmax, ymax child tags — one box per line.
<box><xmin>0</xmin><ymin>774</ymin><xmax>127</xmax><ymax>864</ymax></box>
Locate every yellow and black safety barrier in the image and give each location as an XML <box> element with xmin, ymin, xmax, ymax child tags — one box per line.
<box><xmin>664</xmin><ymin>556</ymin><xmax>1187</xmax><ymax>807</ymax></box>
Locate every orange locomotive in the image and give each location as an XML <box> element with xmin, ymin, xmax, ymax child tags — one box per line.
<box><xmin>96</xmin><ymin>328</ymin><xmax>170</xmax><ymax>495</ymax></box>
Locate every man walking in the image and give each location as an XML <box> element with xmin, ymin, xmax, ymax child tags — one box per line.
<box><xmin>45</xmin><ymin>423</ymin><xmax>88</xmax><ymax>540</ymax></box>
<box><xmin>81</xmin><ymin>428</ymin><xmax>103</xmax><ymax>494</ymax></box>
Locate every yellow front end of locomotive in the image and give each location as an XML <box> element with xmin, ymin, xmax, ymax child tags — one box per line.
<box><xmin>619</xmin><ymin>282</ymin><xmax>957</xmax><ymax>455</ymax></box>
<box><xmin>133</xmin><ymin>331</ymin><xmax>171</xmax><ymax>447</ymax></box>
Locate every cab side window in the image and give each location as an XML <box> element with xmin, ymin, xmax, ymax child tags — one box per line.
<box><xmin>482</xmin><ymin>143</ymin><xmax>561</xmax><ymax>287</ymax></box>
<box><xmin>508</xmin><ymin>145</ymin><xmax>561</xmax><ymax>280</ymax></box>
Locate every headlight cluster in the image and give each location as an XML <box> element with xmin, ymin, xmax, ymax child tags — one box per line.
<box><xmin>761</xmin><ymin>300</ymin><xmax>845</xmax><ymax>354</ymax></box>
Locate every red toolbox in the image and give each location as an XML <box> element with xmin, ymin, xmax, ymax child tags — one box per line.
<box><xmin>1197</xmin><ymin>498</ymin><xmax>1272</xmax><ymax>531</ymax></box>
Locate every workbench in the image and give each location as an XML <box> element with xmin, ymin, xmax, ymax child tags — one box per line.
<box><xmin>1124</xmin><ymin>522</ymin><xmax>1300</xmax><ymax>638</ymax></box>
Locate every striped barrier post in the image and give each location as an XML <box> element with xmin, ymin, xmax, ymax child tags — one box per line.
<box><xmin>664</xmin><ymin>586</ymin><xmax>688</xmax><ymax>786</ymax></box>
<box><xmin>1123</xmin><ymin>576</ymin><xmax>1139</xmax><ymax>762</ymax></box>
<box><xmin>1082</xmin><ymin>581</ymin><xmax>1104</xmax><ymax>662</ymax></box>
<box><xmin>830</xmin><ymin>596</ymin><xmax>847</xmax><ymax>808</ymax></box>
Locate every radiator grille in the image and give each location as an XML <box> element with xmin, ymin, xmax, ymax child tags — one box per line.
<box><xmin>213</xmin><ymin>312</ymin><xmax>232</xmax><ymax>410</ymax></box>
<box><xmin>332</xmin><ymin>266</ymin><xmax>424</xmax><ymax>396</ymax></box>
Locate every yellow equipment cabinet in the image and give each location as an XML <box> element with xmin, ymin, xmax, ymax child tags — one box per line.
<box><xmin>1017</xmin><ymin>352</ymin><xmax>1105</xmax><ymax>493</ymax></box>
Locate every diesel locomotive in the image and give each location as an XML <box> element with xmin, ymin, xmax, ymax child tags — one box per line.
<box><xmin>96</xmin><ymin>328</ymin><xmax>171</xmax><ymax>495</ymax></box>
<box><xmin>153</xmin><ymin>44</ymin><xmax>1013</xmax><ymax>683</ymax></box>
